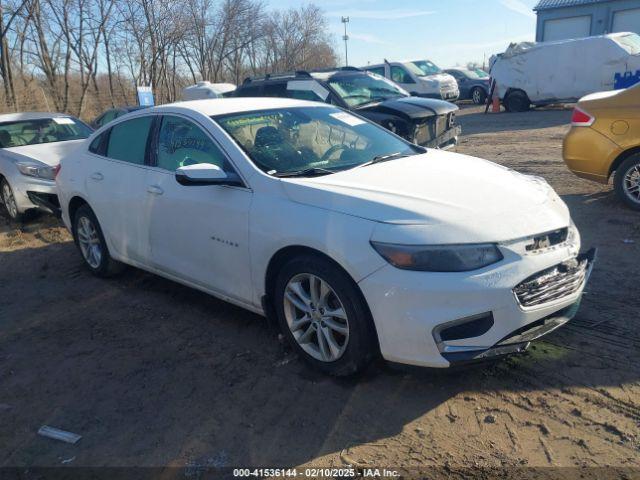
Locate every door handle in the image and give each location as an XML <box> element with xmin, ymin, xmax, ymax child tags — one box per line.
<box><xmin>90</xmin><ymin>172</ymin><xmax>103</xmax><ymax>181</ymax></box>
<box><xmin>147</xmin><ymin>185</ymin><xmax>164</xmax><ymax>195</ymax></box>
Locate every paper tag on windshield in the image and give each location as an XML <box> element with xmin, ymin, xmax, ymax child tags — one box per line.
<box><xmin>330</xmin><ymin>112</ymin><xmax>365</xmax><ymax>127</ymax></box>
<box><xmin>53</xmin><ymin>117</ymin><xmax>75</xmax><ymax>125</ymax></box>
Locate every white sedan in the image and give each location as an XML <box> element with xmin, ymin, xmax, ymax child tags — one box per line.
<box><xmin>0</xmin><ymin>112</ymin><xmax>92</xmax><ymax>220</ymax></box>
<box><xmin>56</xmin><ymin>98</ymin><xmax>595</xmax><ymax>375</ymax></box>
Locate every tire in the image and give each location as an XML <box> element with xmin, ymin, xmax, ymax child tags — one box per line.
<box><xmin>504</xmin><ymin>90</ymin><xmax>530</xmax><ymax>112</ymax></box>
<box><xmin>471</xmin><ymin>87</ymin><xmax>487</xmax><ymax>105</ymax></box>
<box><xmin>613</xmin><ymin>154</ymin><xmax>640</xmax><ymax>211</ymax></box>
<box><xmin>73</xmin><ymin>204</ymin><xmax>125</xmax><ymax>277</ymax></box>
<box><xmin>1</xmin><ymin>179</ymin><xmax>23</xmax><ymax>221</ymax></box>
<box><xmin>274</xmin><ymin>254</ymin><xmax>378</xmax><ymax>376</ymax></box>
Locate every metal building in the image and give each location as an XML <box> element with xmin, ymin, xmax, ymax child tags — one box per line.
<box><xmin>534</xmin><ymin>0</ymin><xmax>640</xmax><ymax>41</ymax></box>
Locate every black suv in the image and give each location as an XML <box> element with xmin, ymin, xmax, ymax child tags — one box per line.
<box><xmin>234</xmin><ymin>67</ymin><xmax>461</xmax><ymax>150</ymax></box>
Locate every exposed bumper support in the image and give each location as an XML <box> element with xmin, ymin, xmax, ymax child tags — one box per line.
<box><xmin>424</xmin><ymin>125</ymin><xmax>461</xmax><ymax>150</ymax></box>
<box><xmin>27</xmin><ymin>191</ymin><xmax>61</xmax><ymax>217</ymax></box>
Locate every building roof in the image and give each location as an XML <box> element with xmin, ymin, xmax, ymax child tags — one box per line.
<box><xmin>534</xmin><ymin>0</ymin><xmax>610</xmax><ymax>11</ymax></box>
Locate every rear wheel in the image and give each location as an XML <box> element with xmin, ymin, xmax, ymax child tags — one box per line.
<box><xmin>504</xmin><ymin>90</ymin><xmax>530</xmax><ymax>112</ymax></box>
<box><xmin>471</xmin><ymin>87</ymin><xmax>486</xmax><ymax>105</ymax></box>
<box><xmin>614</xmin><ymin>154</ymin><xmax>640</xmax><ymax>211</ymax></box>
<box><xmin>274</xmin><ymin>254</ymin><xmax>377</xmax><ymax>376</ymax></box>
<box><xmin>73</xmin><ymin>204</ymin><xmax>125</xmax><ymax>276</ymax></box>
<box><xmin>1</xmin><ymin>179</ymin><xmax>22</xmax><ymax>221</ymax></box>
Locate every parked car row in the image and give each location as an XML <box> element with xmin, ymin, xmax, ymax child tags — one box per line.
<box><xmin>233</xmin><ymin>67</ymin><xmax>461</xmax><ymax>150</ymax></box>
<box><xmin>5</xmin><ymin>67</ymin><xmax>638</xmax><ymax>377</ymax></box>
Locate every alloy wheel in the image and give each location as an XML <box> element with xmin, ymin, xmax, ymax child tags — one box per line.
<box><xmin>283</xmin><ymin>273</ymin><xmax>349</xmax><ymax>362</ymax></box>
<box><xmin>472</xmin><ymin>88</ymin><xmax>482</xmax><ymax>104</ymax></box>
<box><xmin>623</xmin><ymin>162</ymin><xmax>640</xmax><ymax>205</ymax></box>
<box><xmin>77</xmin><ymin>215</ymin><xmax>102</xmax><ymax>268</ymax></box>
<box><xmin>2</xmin><ymin>182</ymin><xmax>18</xmax><ymax>219</ymax></box>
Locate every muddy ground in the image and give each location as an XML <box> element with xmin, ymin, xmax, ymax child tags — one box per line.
<box><xmin>0</xmin><ymin>105</ymin><xmax>638</xmax><ymax>477</ymax></box>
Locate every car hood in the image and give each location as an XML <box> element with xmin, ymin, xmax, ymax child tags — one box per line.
<box><xmin>280</xmin><ymin>151</ymin><xmax>570</xmax><ymax>244</ymax></box>
<box><xmin>3</xmin><ymin>139</ymin><xmax>85</xmax><ymax>166</ymax></box>
<box><xmin>357</xmin><ymin>96</ymin><xmax>458</xmax><ymax>119</ymax></box>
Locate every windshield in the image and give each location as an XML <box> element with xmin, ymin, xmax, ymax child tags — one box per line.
<box><xmin>474</xmin><ymin>69</ymin><xmax>489</xmax><ymax>78</ymax></box>
<box><xmin>0</xmin><ymin>117</ymin><xmax>92</xmax><ymax>148</ymax></box>
<box><xmin>614</xmin><ymin>33</ymin><xmax>640</xmax><ymax>55</ymax></box>
<box><xmin>214</xmin><ymin>107</ymin><xmax>420</xmax><ymax>176</ymax></box>
<box><xmin>408</xmin><ymin>60</ymin><xmax>442</xmax><ymax>76</ymax></box>
<box><xmin>328</xmin><ymin>74</ymin><xmax>408</xmax><ymax>108</ymax></box>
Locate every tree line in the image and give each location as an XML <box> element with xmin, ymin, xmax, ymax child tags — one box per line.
<box><xmin>0</xmin><ymin>0</ymin><xmax>338</xmax><ymax>118</ymax></box>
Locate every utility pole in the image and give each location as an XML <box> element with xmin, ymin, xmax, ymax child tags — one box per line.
<box><xmin>341</xmin><ymin>16</ymin><xmax>349</xmax><ymax>66</ymax></box>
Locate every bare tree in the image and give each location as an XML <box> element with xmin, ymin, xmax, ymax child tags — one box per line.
<box><xmin>0</xmin><ymin>0</ymin><xmax>338</xmax><ymax>117</ymax></box>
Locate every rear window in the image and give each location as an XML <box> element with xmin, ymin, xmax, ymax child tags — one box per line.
<box><xmin>106</xmin><ymin>116</ymin><xmax>153</xmax><ymax>165</ymax></box>
<box><xmin>0</xmin><ymin>117</ymin><xmax>91</xmax><ymax>148</ymax></box>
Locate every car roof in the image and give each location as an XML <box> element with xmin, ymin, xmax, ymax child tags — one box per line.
<box><xmin>151</xmin><ymin>97</ymin><xmax>324</xmax><ymax>117</ymax></box>
<box><xmin>0</xmin><ymin>112</ymin><xmax>75</xmax><ymax>122</ymax></box>
<box><xmin>122</xmin><ymin>105</ymin><xmax>147</xmax><ymax>112</ymax></box>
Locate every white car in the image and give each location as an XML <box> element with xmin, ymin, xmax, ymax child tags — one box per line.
<box><xmin>0</xmin><ymin>112</ymin><xmax>92</xmax><ymax>220</ymax></box>
<box><xmin>56</xmin><ymin>98</ymin><xmax>595</xmax><ymax>375</ymax></box>
<box><xmin>365</xmin><ymin>60</ymin><xmax>459</xmax><ymax>101</ymax></box>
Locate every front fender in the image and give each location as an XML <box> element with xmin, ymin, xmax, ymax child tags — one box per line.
<box><xmin>248</xmin><ymin>193</ymin><xmax>386</xmax><ymax>307</ymax></box>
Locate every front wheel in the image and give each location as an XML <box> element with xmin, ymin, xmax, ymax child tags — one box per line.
<box><xmin>504</xmin><ymin>90</ymin><xmax>530</xmax><ymax>112</ymax></box>
<box><xmin>274</xmin><ymin>255</ymin><xmax>378</xmax><ymax>376</ymax></box>
<box><xmin>1</xmin><ymin>179</ymin><xmax>22</xmax><ymax>221</ymax></box>
<box><xmin>614</xmin><ymin>154</ymin><xmax>640</xmax><ymax>211</ymax></box>
<box><xmin>73</xmin><ymin>204</ymin><xmax>125</xmax><ymax>277</ymax></box>
<box><xmin>471</xmin><ymin>87</ymin><xmax>487</xmax><ymax>105</ymax></box>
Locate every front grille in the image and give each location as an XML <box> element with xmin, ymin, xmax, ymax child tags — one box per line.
<box><xmin>435</xmin><ymin>116</ymin><xmax>447</xmax><ymax>137</ymax></box>
<box><xmin>525</xmin><ymin>227</ymin><xmax>568</xmax><ymax>252</ymax></box>
<box><xmin>513</xmin><ymin>256</ymin><xmax>588</xmax><ymax>307</ymax></box>
<box><xmin>414</xmin><ymin>122</ymin><xmax>431</xmax><ymax>145</ymax></box>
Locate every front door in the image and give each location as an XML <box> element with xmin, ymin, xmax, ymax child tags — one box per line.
<box><xmin>145</xmin><ymin>114</ymin><xmax>253</xmax><ymax>303</ymax></box>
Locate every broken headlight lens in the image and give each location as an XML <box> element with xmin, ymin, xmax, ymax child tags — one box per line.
<box><xmin>370</xmin><ymin>241</ymin><xmax>503</xmax><ymax>272</ymax></box>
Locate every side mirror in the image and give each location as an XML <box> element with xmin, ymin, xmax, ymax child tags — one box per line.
<box><xmin>175</xmin><ymin>163</ymin><xmax>242</xmax><ymax>186</ymax></box>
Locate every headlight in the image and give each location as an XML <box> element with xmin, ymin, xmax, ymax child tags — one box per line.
<box><xmin>16</xmin><ymin>162</ymin><xmax>55</xmax><ymax>180</ymax></box>
<box><xmin>370</xmin><ymin>241</ymin><xmax>503</xmax><ymax>272</ymax></box>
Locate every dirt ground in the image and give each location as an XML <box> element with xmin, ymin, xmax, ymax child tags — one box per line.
<box><xmin>0</xmin><ymin>105</ymin><xmax>639</xmax><ymax>477</ymax></box>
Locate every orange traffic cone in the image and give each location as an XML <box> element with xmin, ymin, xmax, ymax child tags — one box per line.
<box><xmin>489</xmin><ymin>80</ymin><xmax>501</xmax><ymax>113</ymax></box>
<box><xmin>491</xmin><ymin>95</ymin><xmax>500</xmax><ymax>113</ymax></box>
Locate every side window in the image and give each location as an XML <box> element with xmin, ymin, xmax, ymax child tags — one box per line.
<box><xmin>391</xmin><ymin>66</ymin><xmax>415</xmax><ymax>84</ymax></box>
<box><xmin>367</xmin><ymin>67</ymin><xmax>385</xmax><ymax>77</ymax></box>
<box><xmin>285</xmin><ymin>80</ymin><xmax>329</xmax><ymax>103</ymax></box>
<box><xmin>88</xmin><ymin>132</ymin><xmax>107</xmax><ymax>154</ymax></box>
<box><xmin>261</xmin><ymin>83</ymin><xmax>288</xmax><ymax>97</ymax></box>
<box><xmin>106</xmin><ymin>116</ymin><xmax>153</xmax><ymax>165</ymax></box>
<box><xmin>235</xmin><ymin>85</ymin><xmax>262</xmax><ymax>97</ymax></box>
<box><xmin>156</xmin><ymin>115</ymin><xmax>231</xmax><ymax>173</ymax></box>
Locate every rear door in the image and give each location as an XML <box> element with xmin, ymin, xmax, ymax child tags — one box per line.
<box><xmin>84</xmin><ymin>115</ymin><xmax>155</xmax><ymax>264</ymax></box>
<box><xmin>145</xmin><ymin>114</ymin><xmax>253</xmax><ymax>302</ymax></box>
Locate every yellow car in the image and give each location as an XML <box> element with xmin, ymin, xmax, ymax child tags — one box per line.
<box><xmin>563</xmin><ymin>83</ymin><xmax>640</xmax><ymax>210</ymax></box>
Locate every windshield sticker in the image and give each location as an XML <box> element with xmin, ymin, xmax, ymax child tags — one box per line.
<box><xmin>330</xmin><ymin>112</ymin><xmax>366</xmax><ymax>127</ymax></box>
<box><xmin>53</xmin><ymin>117</ymin><xmax>75</xmax><ymax>125</ymax></box>
<box><xmin>287</xmin><ymin>80</ymin><xmax>330</xmax><ymax>100</ymax></box>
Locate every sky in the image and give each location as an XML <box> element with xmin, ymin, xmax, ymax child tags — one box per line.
<box><xmin>271</xmin><ymin>0</ymin><xmax>540</xmax><ymax>69</ymax></box>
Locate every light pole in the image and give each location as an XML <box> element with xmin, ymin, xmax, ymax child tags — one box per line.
<box><xmin>341</xmin><ymin>16</ymin><xmax>349</xmax><ymax>66</ymax></box>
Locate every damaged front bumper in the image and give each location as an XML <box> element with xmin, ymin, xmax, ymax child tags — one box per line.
<box><xmin>423</xmin><ymin>125</ymin><xmax>461</xmax><ymax>150</ymax></box>
<box><xmin>439</xmin><ymin>248</ymin><xmax>597</xmax><ymax>365</ymax></box>
<box><xmin>359</xmin><ymin>245</ymin><xmax>597</xmax><ymax>368</ymax></box>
